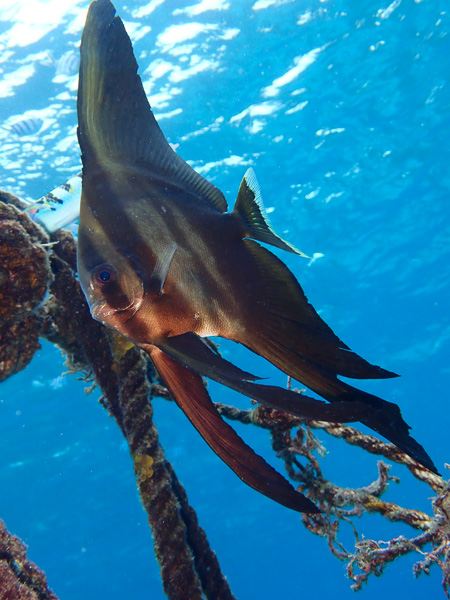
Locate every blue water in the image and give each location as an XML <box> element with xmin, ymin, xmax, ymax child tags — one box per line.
<box><xmin>0</xmin><ymin>0</ymin><xmax>449</xmax><ymax>598</ymax></box>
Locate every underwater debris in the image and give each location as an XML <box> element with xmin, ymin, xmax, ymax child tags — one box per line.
<box><xmin>116</xmin><ymin>347</ymin><xmax>236</xmax><ymax>600</ymax></box>
<box><xmin>216</xmin><ymin>401</ymin><xmax>450</xmax><ymax>595</ymax></box>
<box><xmin>26</xmin><ymin>172</ymin><xmax>82</xmax><ymax>234</ymax></box>
<box><xmin>0</xmin><ymin>200</ymin><xmax>448</xmax><ymax>596</ymax></box>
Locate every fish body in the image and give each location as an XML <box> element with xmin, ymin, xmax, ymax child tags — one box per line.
<box><xmin>79</xmin><ymin>169</ymin><xmax>273</xmax><ymax>342</ymax></box>
<box><xmin>2</xmin><ymin>116</ymin><xmax>43</xmax><ymax>137</ymax></box>
<box><xmin>76</xmin><ymin>0</ymin><xmax>437</xmax><ymax>513</ymax></box>
<box><xmin>55</xmin><ymin>50</ymin><xmax>79</xmax><ymax>77</ymax></box>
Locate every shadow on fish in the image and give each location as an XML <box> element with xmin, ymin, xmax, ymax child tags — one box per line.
<box><xmin>77</xmin><ymin>0</ymin><xmax>438</xmax><ymax>513</ymax></box>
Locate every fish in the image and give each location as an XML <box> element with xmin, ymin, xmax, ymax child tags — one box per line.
<box><xmin>25</xmin><ymin>172</ymin><xmax>82</xmax><ymax>233</ymax></box>
<box><xmin>42</xmin><ymin>49</ymin><xmax>80</xmax><ymax>77</ymax></box>
<box><xmin>76</xmin><ymin>0</ymin><xmax>438</xmax><ymax>513</ymax></box>
<box><xmin>55</xmin><ymin>50</ymin><xmax>79</xmax><ymax>77</ymax></box>
<box><xmin>2</xmin><ymin>116</ymin><xmax>43</xmax><ymax>137</ymax></box>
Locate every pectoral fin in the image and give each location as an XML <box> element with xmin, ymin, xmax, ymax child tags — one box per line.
<box><xmin>148</xmin><ymin>242</ymin><xmax>177</xmax><ymax>295</ymax></box>
<box><xmin>147</xmin><ymin>345</ymin><xmax>319</xmax><ymax>513</ymax></box>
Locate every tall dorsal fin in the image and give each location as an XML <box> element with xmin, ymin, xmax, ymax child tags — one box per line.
<box><xmin>77</xmin><ymin>0</ymin><xmax>227</xmax><ymax>212</ymax></box>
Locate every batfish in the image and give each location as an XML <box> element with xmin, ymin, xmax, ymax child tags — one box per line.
<box><xmin>76</xmin><ymin>0</ymin><xmax>437</xmax><ymax>513</ymax></box>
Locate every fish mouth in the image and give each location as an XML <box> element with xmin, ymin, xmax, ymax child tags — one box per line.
<box><xmin>90</xmin><ymin>300</ymin><xmax>116</xmax><ymax>323</ymax></box>
<box><xmin>90</xmin><ymin>297</ymin><xmax>143</xmax><ymax>324</ymax></box>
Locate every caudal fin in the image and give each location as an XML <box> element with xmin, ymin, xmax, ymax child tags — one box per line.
<box><xmin>157</xmin><ymin>332</ymin><xmax>376</xmax><ymax>424</ymax></box>
<box><xmin>156</xmin><ymin>333</ymin><xmax>438</xmax><ymax>474</ymax></box>
<box><xmin>240</xmin><ymin>239</ymin><xmax>397</xmax><ymax>381</ymax></box>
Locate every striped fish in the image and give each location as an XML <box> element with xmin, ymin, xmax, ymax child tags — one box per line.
<box><xmin>76</xmin><ymin>0</ymin><xmax>437</xmax><ymax>513</ymax></box>
<box><xmin>55</xmin><ymin>50</ymin><xmax>79</xmax><ymax>77</ymax></box>
<box><xmin>42</xmin><ymin>49</ymin><xmax>80</xmax><ymax>77</ymax></box>
<box><xmin>3</xmin><ymin>117</ymin><xmax>43</xmax><ymax>137</ymax></box>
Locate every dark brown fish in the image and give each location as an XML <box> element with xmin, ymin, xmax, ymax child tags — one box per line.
<box><xmin>76</xmin><ymin>0</ymin><xmax>437</xmax><ymax>513</ymax></box>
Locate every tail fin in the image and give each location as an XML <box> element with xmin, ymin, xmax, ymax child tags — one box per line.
<box><xmin>156</xmin><ymin>333</ymin><xmax>438</xmax><ymax>474</ymax></box>
<box><xmin>157</xmin><ymin>333</ymin><xmax>373</xmax><ymax>424</ymax></box>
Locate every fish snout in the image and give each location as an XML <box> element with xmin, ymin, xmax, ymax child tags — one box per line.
<box><xmin>90</xmin><ymin>293</ymin><xmax>144</xmax><ymax>326</ymax></box>
<box><xmin>90</xmin><ymin>299</ymin><xmax>115</xmax><ymax>323</ymax></box>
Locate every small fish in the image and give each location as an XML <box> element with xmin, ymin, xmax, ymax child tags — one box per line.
<box><xmin>40</xmin><ymin>50</ymin><xmax>57</xmax><ymax>67</ymax></box>
<box><xmin>42</xmin><ymin>49</ymin><xmax>80</xmax><ymax>77</ymax></box>
<box><xmin>76</xmin><ymin>0</ymin><xmax>437</xmax><ymax>513</ymax></box>
<box><xmin>55</xmin><ymin>50</ymin><xmax>79</xmax><ymax>77</ymax></box>
<box><xmin>3</xmin><ymin>117</ymin><xmax>43</xmax><ymax>137</ymax></box>
<box><xmin>26</xmin><ymin>173</ymin><xmax>82</xmax><ymax>233</ymax></box>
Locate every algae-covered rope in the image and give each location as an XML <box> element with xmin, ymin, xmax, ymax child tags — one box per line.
<box><xmin>0</xmin><ymin>198</ymin><xmax>235</xmax><ymax>600</ymax></box>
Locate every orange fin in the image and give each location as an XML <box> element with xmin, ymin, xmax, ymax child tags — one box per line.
<box><xmin>147</xmin><ymin>345</ymin><xmax>319</xmax><ymax>513</ymax></box>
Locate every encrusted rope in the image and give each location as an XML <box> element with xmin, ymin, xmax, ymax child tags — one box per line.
<box><xmin>0</xmin><ymin>199</ymin><xmax>234</xmax><ymax>600</ymax></box>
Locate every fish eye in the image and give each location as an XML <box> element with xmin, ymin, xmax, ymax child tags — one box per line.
<box><xmin>91</xmin><ymin>264</ymin><xmax>116</xmax><ymax>286</ymax></box>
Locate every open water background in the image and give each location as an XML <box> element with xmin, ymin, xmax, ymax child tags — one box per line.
<box><xmin>0</xmin><ymin>0</ymin><xmax>449</xmax><ymax>598</ymax></box>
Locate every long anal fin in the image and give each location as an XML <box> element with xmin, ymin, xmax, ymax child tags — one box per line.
<box><xmin>147</xmin><ymin>345</ymin><xmax>319</xmax><ymax>513</ymax></box>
